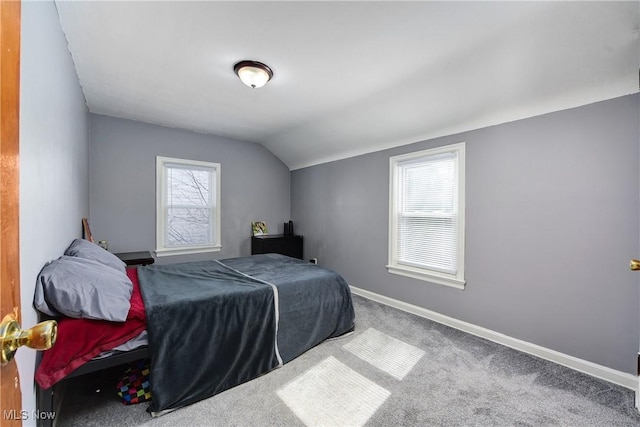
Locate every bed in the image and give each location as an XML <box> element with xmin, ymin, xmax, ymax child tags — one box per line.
<box><xmin>34</xmin><ymin>239</ymin><xmax>355</xmax><ymax>426</ymax></box>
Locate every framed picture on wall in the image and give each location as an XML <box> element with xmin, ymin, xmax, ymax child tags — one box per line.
<box><xmin>251</xmin><ymin>221</ymin><xmax>268</xmax><ymax>236</ymax></box>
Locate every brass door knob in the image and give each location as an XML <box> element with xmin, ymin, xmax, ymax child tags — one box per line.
<box><xmin>1</xmin><ymin>315</ymin><xmax>57</xmax><ymax>365</ymax></box>
<box><xmin>631</xmin><ymin>259</ymin><xmax>640</xmax><ymax>271</ymax></box>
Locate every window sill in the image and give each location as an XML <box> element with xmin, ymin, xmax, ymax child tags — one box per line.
<box><xmin>155</xmin><ymin>245</ymin><xmax>221</xmax><ymax>257</ymax></box>
<box><xmin>386</xmin><ymin>264</ymin><xmax>465</xmax><ymax>290</ymax></box>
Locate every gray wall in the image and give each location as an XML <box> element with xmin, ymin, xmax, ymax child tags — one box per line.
<box><xmin>292</xmin><ymin>94</ymin><xmax>640</xmax><ymax>374</ymax></box>
<box><xmin>89</xmin><ymin>114</ymin><xmax>290</xmax><ymax>263</ymax></box>
<box><xmin>19</xmin><ymin>0</ymin><xmax>90</xmax><ymax>423</ymax></box>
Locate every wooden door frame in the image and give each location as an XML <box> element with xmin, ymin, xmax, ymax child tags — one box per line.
<box><xmin>1</xmin><ymin>0</ymin><xmax>22</xmax><ymax>425</ymax></box>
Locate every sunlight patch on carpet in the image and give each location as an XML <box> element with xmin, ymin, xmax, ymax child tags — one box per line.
<box><xmin>276</xmin><ymin>356</ymin><xmax>390</xmax><ymax>427</ymax></box>
<box><xmin>344</xmin><ymin>327</ymin><xmax>425</xmax><ymax>380</ymax></box>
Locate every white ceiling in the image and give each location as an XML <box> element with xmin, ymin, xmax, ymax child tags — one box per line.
<box><xmin>55</xmin><ymin>1</ymin><xmax>639</xmax><ymax>170</ymax></box>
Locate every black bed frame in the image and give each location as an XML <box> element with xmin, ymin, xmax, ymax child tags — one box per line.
<box><xmin>35</xmin><ymin>322</ymin><xmax>149</xmax><ymax>427</ymax></box>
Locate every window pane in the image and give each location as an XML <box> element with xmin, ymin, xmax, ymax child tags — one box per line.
<box><xmin>402</xmin><ymin>155</ymin><xmax>455</xmax><ymax>213</ymax></box>
<box><xmin>167</xmin><ymin>167</ymin><xmax>210</xmax><ymax>207</ymax></box>
<box><xmin>397</xmin><ymin>215</ymin><xmax>457</xmax><ymax>274</ymax></box>
<box><xmin>166</xmin><ymin>207</ymin><xmax>212</xmax><ymax>246</ymax></box>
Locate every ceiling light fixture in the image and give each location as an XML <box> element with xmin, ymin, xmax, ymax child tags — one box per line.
<box><xmin>233</xmin><ymin>60</ymin><xmax>273</xmax><ymax>89</ymax></box>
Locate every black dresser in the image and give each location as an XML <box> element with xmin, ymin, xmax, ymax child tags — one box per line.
<box><xmin>251</xmin><ymin>234</ymin><xmax>303</xmax><ymax>259</ymax></box>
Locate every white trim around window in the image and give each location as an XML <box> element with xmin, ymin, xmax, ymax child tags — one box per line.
<box><xmin>387</xmin><ymin>143</ymin><xmax>466</xmax><ymax>289</ymax></box>
<box><xmin>155</xmin><ymin>156</ymin><xmax>221</xmax><ymax>257</ymax></box>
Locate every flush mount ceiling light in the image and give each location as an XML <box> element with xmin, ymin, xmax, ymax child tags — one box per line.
<box><xmin>233</xmin><ymin>60</ymin><xmax>273</xmax><ymax>89</ymax></box>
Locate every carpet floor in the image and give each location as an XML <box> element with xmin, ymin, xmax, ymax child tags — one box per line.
<box><xmin>55</xmin><ymin>294</ymin><xmax>640</xmax><ymax>426</ymax></box>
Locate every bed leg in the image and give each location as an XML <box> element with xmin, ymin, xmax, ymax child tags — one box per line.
<box><xmin>36</xmin><ymin>383</ymin><xmax>54</xmax><ymax>427</ymax></box>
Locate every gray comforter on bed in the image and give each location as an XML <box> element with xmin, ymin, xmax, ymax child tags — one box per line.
<box><xmin>137</xmin><ymin>254</ymin><xmax>355</xmax><ymax>415</ymax></box>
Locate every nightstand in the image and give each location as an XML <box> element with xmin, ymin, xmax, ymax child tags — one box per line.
<box><xmin>251</xmin><ymin>234</ymin><xmax>303</xmax><ymax>259</ymax></box>
<box><xmin>114</xmin><ymin>251</ymin><xmax>155</xmax><ymax>266</ymax></box>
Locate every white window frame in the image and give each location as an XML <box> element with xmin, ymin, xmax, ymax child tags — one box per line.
<box><xmin>387</xmin><ymin>142</ymin><xmax>466</xmax><ymax>289</ymax></box>
<box><xmin>155</xmin><ymin>156</ymin><xmax>221</xmax><ymax>257</ymax></box>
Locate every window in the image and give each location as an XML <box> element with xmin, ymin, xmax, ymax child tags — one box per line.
<box><xmin>388</xmin><ymin>143</ymin><xmax>465</xmax><ymax>289</ymax></box>
<box><xmin>156</xmin><ymin>156</ymin><xmax>221</xmax><ymax>257</ymax></box>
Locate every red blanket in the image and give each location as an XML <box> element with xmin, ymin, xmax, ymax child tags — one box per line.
<box><xmin>35</xmin><ymin>268</ymin><xmax>147</xmax><ymax>389</ymax></box>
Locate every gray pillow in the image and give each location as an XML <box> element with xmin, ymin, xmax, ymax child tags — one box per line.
<box><xmin>34</xmin><ymin>255</ymin><xmax>133</xmax><ymax>322</ymax></box>
<box><xmin>64</xmin><ymin>238</ymin><xmax>126</xmax><ymax>274</ymax></box>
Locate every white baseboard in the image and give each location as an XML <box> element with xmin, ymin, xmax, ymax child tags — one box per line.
<box><xmin>350</xmin><ymin>285</ymin><xmax>638</xmax><ymax>391</ymax></box>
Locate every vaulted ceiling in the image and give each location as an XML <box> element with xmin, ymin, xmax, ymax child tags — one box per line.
<box><xmin>55</xmin><ymin>1</ymin><xmax>639</xmax><ymax>170</ymax></box>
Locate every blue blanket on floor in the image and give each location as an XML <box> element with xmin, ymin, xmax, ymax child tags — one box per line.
<box><xmin>137</xmin><ymin>254</ymin><xmax>355</xmax><ymax>415</ymax></box>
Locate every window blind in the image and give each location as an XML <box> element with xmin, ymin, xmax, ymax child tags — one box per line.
<box><xmin>397</xmin><ymin>152</ymin><xmax>458</xmax><ymax>275</ymax></box>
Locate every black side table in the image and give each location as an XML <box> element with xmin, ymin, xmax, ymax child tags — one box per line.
<box><xmin>251</xmin><ymin>234</ymin><xmax>303</xmax><ymax>259</ymax></box>
<box><xmin>114</xmin><ymin>251</ymin><xmax>155</xmax><ymax>266</ymax></box>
